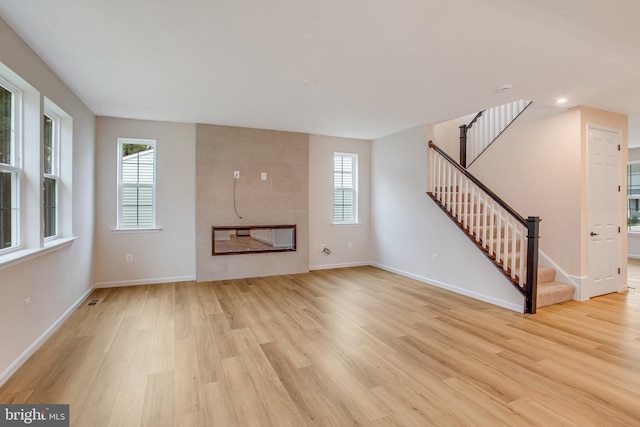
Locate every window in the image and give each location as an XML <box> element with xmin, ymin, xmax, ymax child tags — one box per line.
<box><xmin>333</xmin><ymin>152</ymin><xmax>357</xmax><ymax>224</ymax></box>
<box><xmin>0</xmin><ymin>78</ymin><xmax>20</xmax><ymax>252</ymax></box>
<box><xmin>628</xmin><ymin>162</ymin><xmax>640</xmax><ymax>232</ymax></box>
<box><xmin>0</xmin><ymin>66</ymin><xmax>74</xmax><ymax>268</ymax></box>
<box><xmin>118</xmin><ymin>139</ymin><xmax>156</xmax><ymax>229</ymax></box>
<box><xmin>43</xmin><ymin>112</ymin><xmax>59</xmax><ymax>239</ymax></box>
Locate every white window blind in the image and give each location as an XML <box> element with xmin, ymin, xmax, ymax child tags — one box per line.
<box><xmin>333</xmin><ymin>153</ymin><xmax>357</xmax><ymax>224</ymax></box>
<box><xmin>118</xmin><ymin>139</ymin><xmax>156</xmax><ymax>228</ymax></box>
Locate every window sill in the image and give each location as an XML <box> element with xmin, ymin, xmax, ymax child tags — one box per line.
<box><xmin>331</xmin><ymin>222</ymin><xmax>363</xmax><ymax>227</ymax></box>
<box><xmin>0</xmin><ymin>237</ymin><xmax>78</xmax><ymax>272</ymax></box>
<box><xmin>111</xmin><ymin>227</ymin><xmax>163</xmax><ymax>234</ymax></box>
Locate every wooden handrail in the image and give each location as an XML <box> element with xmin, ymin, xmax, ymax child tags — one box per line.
<box><xmin>428</xmin><ymin>140</ymin><xmax>527</xmax><ymax>226</ymax></box>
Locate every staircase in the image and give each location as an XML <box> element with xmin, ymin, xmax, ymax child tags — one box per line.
<box><xmin>537</xmin><ymin>266</ymin><xmax>575</xmax><ymax>308</ymax></box>
<box><xmin>428</xmin><ymin>129</ymin><xmax>575</xmax><ymax>313</ymax></box>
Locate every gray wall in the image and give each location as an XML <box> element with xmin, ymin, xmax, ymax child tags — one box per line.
<box><xmin>0</xmin><ymin>17</ymin><xmax>96</xmax><ymax>384</ymax></box>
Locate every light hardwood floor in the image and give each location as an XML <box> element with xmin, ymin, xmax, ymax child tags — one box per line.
<box><xmin>2</xmin><ymin>266</ymin><xmax>640</xmax><ymax>426</ymax></box>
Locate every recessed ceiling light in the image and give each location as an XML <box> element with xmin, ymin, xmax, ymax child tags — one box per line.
<box><xmin>556</xmin><ymin>97</ymin><xmax>568</xmax><ymax>104</ymax></box>
<box><xmin>499</xmin><ymin>84</ymin><xmax>513</xmax><ymax>92</ymax></box>
<box><xmin>303</xmin><ymin>79</ymin><xmax>317</xmax><ymax>86</ymax></box>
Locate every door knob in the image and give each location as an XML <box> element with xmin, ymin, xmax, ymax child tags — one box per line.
<box><xmin>590</xmin><ymin>232</ymin><xmax>599</xmax><ymax>236</ymax></box>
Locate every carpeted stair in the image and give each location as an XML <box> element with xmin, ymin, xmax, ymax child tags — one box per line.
<box><xmin>537</xmin><ymin>266</ymin><xmax>575</xmax><ymax>308</ymax></box>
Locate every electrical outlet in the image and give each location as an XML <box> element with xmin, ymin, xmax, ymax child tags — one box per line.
<box><xmin>433</xmin><ymin>254</ymin><xmax>438</xmax><ymax>263</ymax></box>
<box><xmin>348</xmin><ymin>242</ymin><xmax>353</xmax><ymax>249</ymax></box>
<box><xmin>25</xmin><ymin>297</ymin><xmax>30</xmax><ymax>315</ymax></box>
<box><xmin>234</xmin><ymin>171</ymin><xmax>240</xmax><ymax>179</ymax></box>
<box><xmin>261</xmin><ymin>172</ymin><xmax>267</xmax><ymax>180</ymax></box>
<box><xmin>126</xmin><ymin>254</ymin><xmax>133</xmax><ymax>263</ymax></box>
<box><xmin>321</xmin><ymin>243</ymin><xmax>327</xmax><ymax>251</ymax></box>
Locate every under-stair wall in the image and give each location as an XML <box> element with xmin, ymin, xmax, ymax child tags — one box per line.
<box><xmin>371</xmin><ymin>125</ymin><xmax>524</xmax><ymax>312</ymax></box>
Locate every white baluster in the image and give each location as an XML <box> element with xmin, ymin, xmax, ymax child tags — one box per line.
<box><xmin>488</xmin><ymin>200</ymin><xmax>495</xmax><ymax>257</ymax></box>
<box><xmin>496</xmin><ymin>208</ymin><xmax>502</xmax><ymax>265</ymax></box>
<box><xmin>475</xmin><ymin>190</ymin><xmax>482</xmax><ymax>242</ymax></box>
<box><xmin>445</xmin><ymin>162</ymin><xmax>450</xmax><ymax>210</ymax></box>
<box><xmin>452</xmin><ymin>168</ymin><xmax>458</xmax><ymax>219</ymax></box>
<box><xmin>503</xmin><ymin>216</ymin><xmax>509</xmax><ymax>272</ymax></box>
<box><xmin>510</xmin><ymin>220</ymin><xmax>517</xmax><ymax>279</ymax></box>
<box><xmin>434</xmin><ymin>155</ymin><xmax>440</xmax><ymax>202</ymax></box>
<box><xmin>482</xmin><ymin>194</ymin><xmax>488</xmax><ymax>249</ymax></box>
<box><xmin>461</xmin><ymin>176</ymin><xmax>469</xmax><ymax>228</ymax></box>
<box><xmin>519</xmin><ymin>224</ymin><xmax>526</xmax><ymax>287</ymax></box>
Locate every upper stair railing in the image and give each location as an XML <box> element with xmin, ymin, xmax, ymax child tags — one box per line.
<box><xmin>459</xmin><ymin>99</ymin><xmax>531</xmax><ymax>168</ymax></box>
<box><xmin>427</xmin><ymin>140</ymin><xmax>540</xmax><ymax>314</ymax></box>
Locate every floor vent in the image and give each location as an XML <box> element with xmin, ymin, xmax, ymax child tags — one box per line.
<box><xmin>87</xmin><ymin>298</ymin><xmax>101</xmax><ymax>306</ymax></box>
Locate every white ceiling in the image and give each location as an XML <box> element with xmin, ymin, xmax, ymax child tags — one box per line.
<box><xmin>1</xmin><ymin>0</ymin><xmax>640</xmax><ymax>142</ymax></box>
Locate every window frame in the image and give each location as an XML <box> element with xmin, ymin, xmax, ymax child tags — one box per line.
<box><xmin>333</xmin><ymin>152</ymin><xmax>358</xmax><ymax>225</ymax></box>
<box><xmin>43</xmin><ymin>109</ymin><xmax>60</xmax><ymax>241</ymax></box>
<box><xmin>0</xmin><ymin>76</ymin><xmax>22</xmax><ymax>254</ymax></box>
<box><xmin>117</xmin><ymin>138</ymin><xmax>157</xmax><ymax>230</ymax></box>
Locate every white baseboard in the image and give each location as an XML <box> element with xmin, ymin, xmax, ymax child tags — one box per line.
<box><xmin>0</xmin><ymin>286</ymin><xmax>95</xmax><ymax>388</ymax></box>
<box><xmin>94</xmin><ymin>275</ymin><xmax>196</xmax><ymax>288</ymax></box>
<box><xmin>310</xmin><ymin>261</ymin><xmax>370</xmax><ymax>271</ymax></box>
<box><xmin>370</xmin><ymin>262</ymin><xmax>524</xmax><ymax>313</ymax></box>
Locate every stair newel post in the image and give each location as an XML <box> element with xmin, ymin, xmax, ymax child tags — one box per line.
<box><xmin>525</xmin><ymin>216</ymin><xmax>541</xmax><ymax>314</ymax></box>
<box><xmin>459</xmin><ymin>125</ymin><xmax>467</xmax><ymax>168</ymax></box>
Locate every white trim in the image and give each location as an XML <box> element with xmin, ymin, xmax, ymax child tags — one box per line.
<box><xmin>333</xmin><ymin>152</ymin><xmax>358</xmax><ymax>224</ymax></box>
<box><xmin>0</xmin><ymin>236</ymin><xmax>76</xmax><ymax>271</ymax></box>
<box><xmin>538</xmin><ymin>249</ymin><xmax>578</xmax><ymax>290</ymax></box>
<box><xmin>117</xmin><ymin>138</ymin><xmax>157</xmax><ymax>229</ymax></box>
<box><xmin>370</xmin><ymin>261</ymin><xmax>524</xmax><ymax>313</ymax></box>
<box><xmin>0</xmin><ymin>285</ymin><xmax>94</xmax><ymax>388</ymax></box>
<box><xmin>567</xmin><ymin>274</ymin><xmax>589</xmax><ymax>301</ymax></box>
<box><xmin>310</xmin><ymin>261</ymin><xmax>370</xmax><ymax>270</ymax></box>
<box><xmin>95</xmin><ymin>275</ymin><xmax>195</xmax><ymax>288</ymax></box>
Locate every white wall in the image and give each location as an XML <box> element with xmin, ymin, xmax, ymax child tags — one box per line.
<box><xmin>309</xmin><ymin>135</ymin><xmax>371</xmax><ymax>269</ymax></box>
<box><xmin>94</xmin><ymin>117</ymin><xmax>196</xmax><ymax>286</ymax></box>
<box><xmin>628</xmin><ymin>147</ymin><xmax>640</xmax><ymax>162</ymax></box>
<box><xmin>370</xmin><ymin>125</ymin><xmax>524</xmax><ymax>312</ymax></box>
<box><xmin>0</xmin><ymin>17</ymin><xmax>96</xmax><ymax>384</ymax></box>
<box><xmin>629</xmin><ymin>235</ymin><xmax>640</xmax><ymax>259</ymax></box>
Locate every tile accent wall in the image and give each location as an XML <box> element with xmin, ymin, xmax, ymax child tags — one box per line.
<box><xmin>195</xmin><ymin>124</ymin><xmax>309</xmax><ymax>281</ymax></box>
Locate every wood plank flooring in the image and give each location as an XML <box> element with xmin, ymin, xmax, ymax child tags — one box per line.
<box><xmin>2</xmin><ymin>266</ymin><xmax>640</xmax><ymax>426</ymax></box>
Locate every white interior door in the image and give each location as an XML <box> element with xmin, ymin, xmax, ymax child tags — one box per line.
<box><xmin>587</xmin><ymin>125</ymin><xmax>621</xmax><ymax>298</ymax></box>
